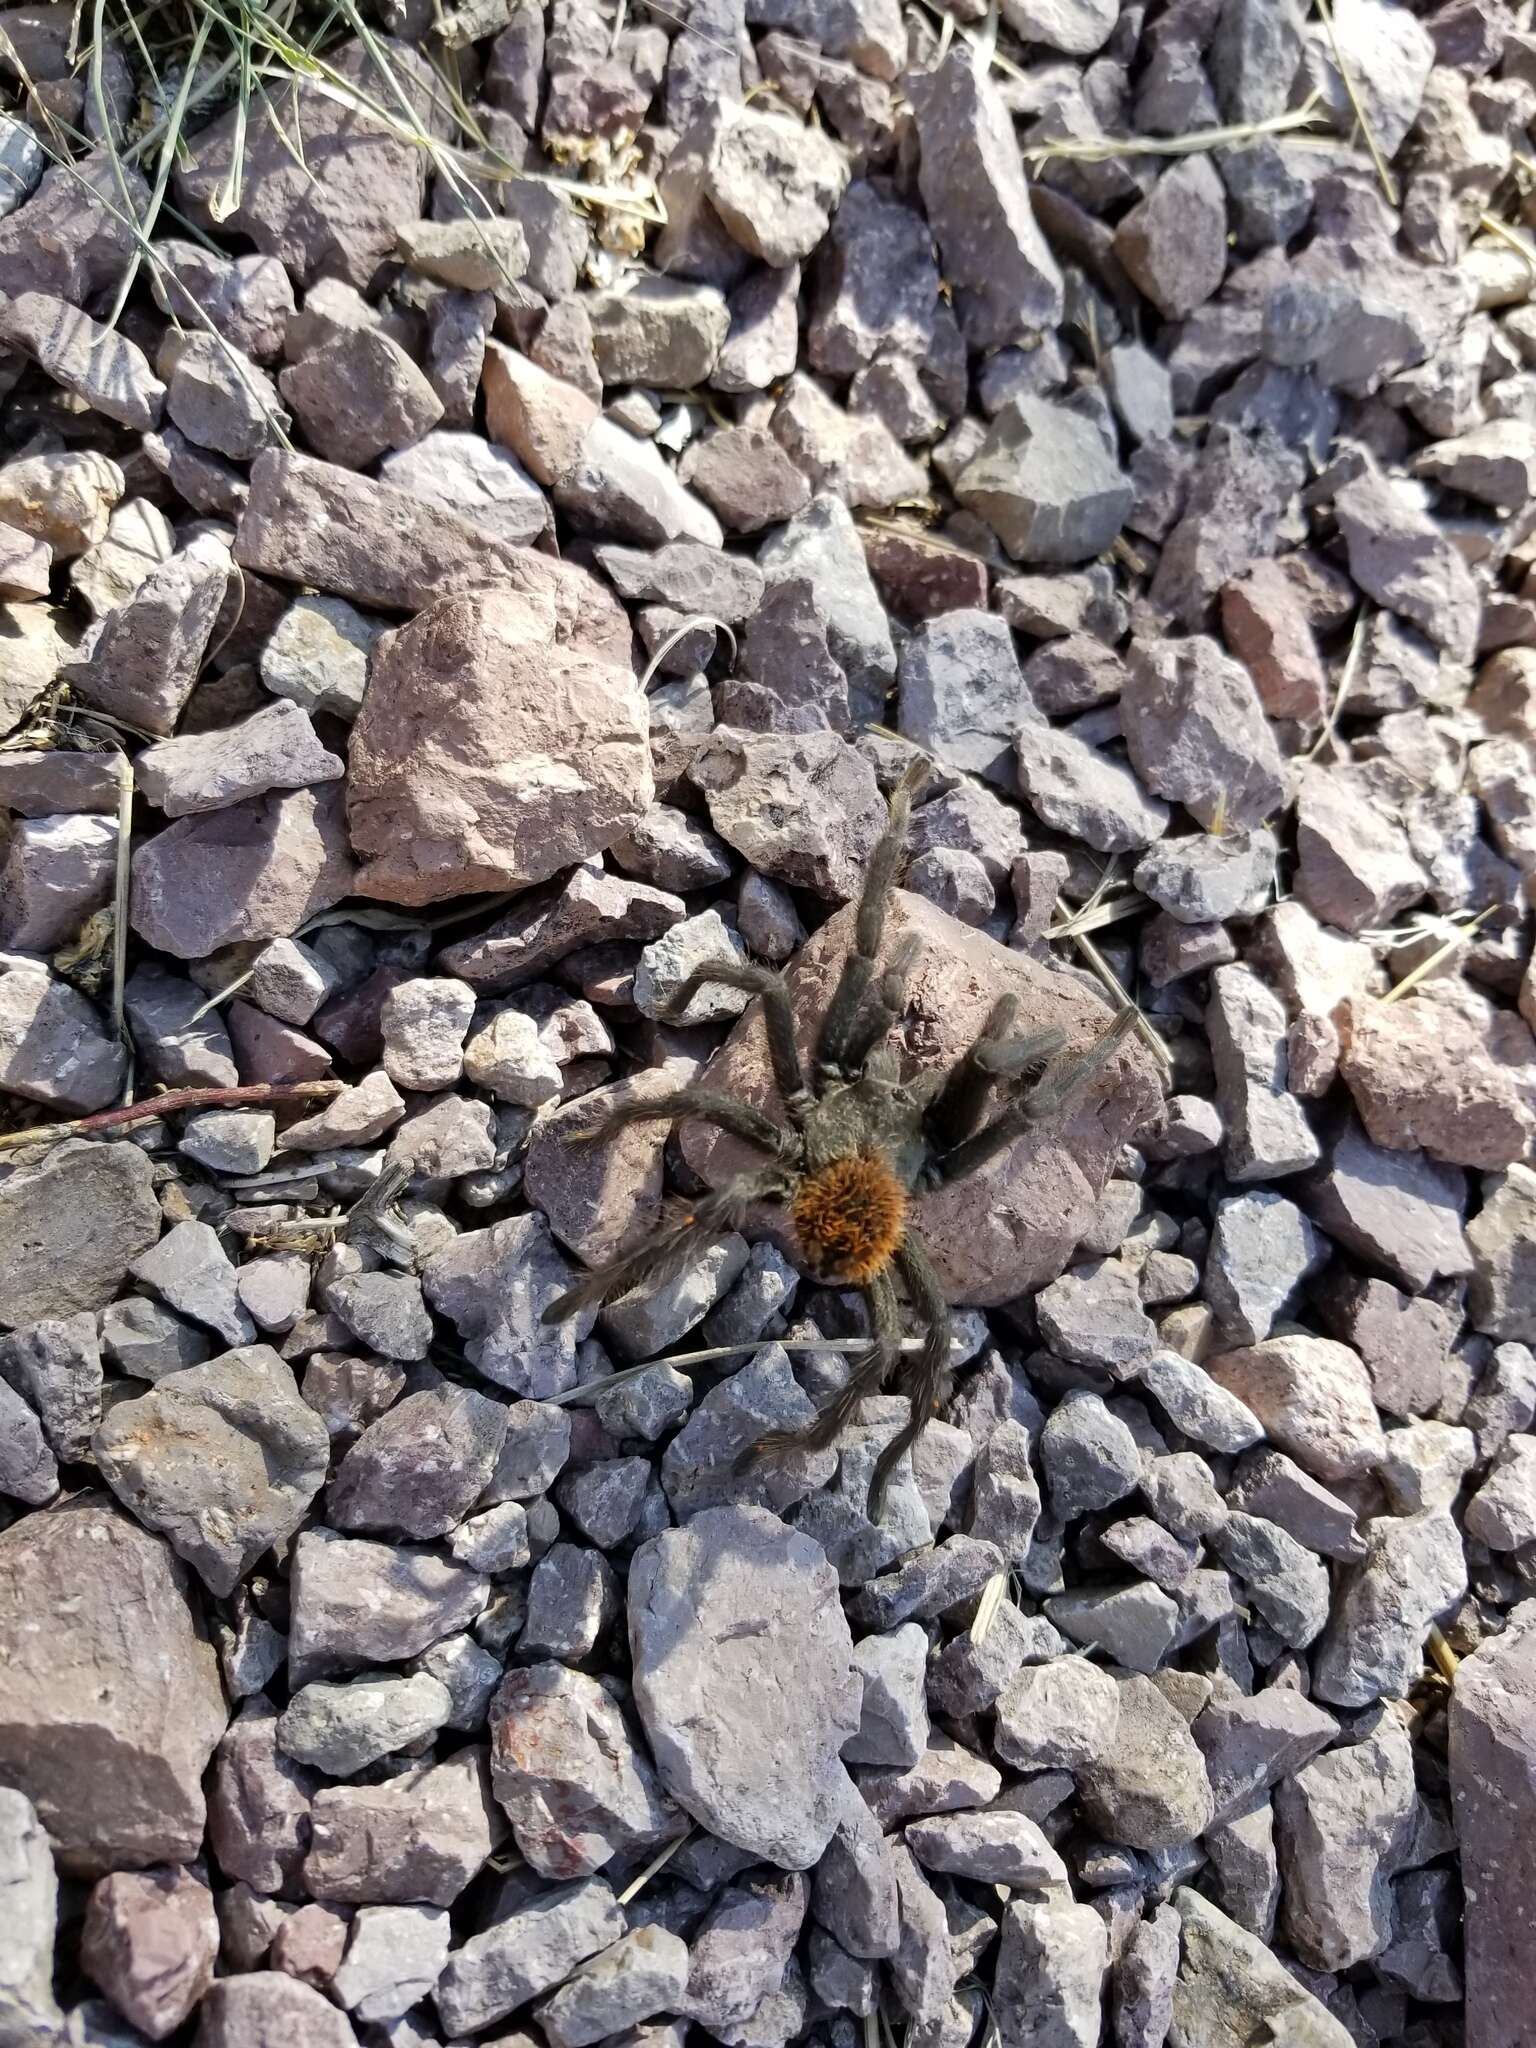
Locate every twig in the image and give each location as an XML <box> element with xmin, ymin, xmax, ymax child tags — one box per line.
<box><xmin>0</xmin><ymin>1080</ymin><xmax>343</xmax><ymax>1153</ymax></box>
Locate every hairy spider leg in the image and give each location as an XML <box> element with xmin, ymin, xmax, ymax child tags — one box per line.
<box><xmin>837</xmin><ymin>933</ymin><xmax>922</xmax><ymax>1078</ymax></box>
<box><xmin>926</xmin><ymin>993</ymin><xmax>1019</xmax><ymax>1147</ymax></box>
<box><xmin>667</xmin><ymin>960</ymin><xmax>813</xmax><ymax>1122</ymax></box>
<box><xmin>541</xmin><ymin>1169</ymin><xmax>788</xmax><ymax>1324</ymax></box>
<box><xmin>739</xmin><ymin>1264</ymin><xmax>905</xmax><ymax>1469</ymax></box>
<box><xmin>929</xmin><ymin>1004</ymin><xmax>1139</xmax><ymax>1187</ymax></box>
<box><xmin>868</xmin><ymin>1233</ymin><xmax>953</xmax><ymax>1518</ymax></box>
<box><xmin>815</xmin><ymin>758</ymin><xmax>930</xmax><ymax>1082</ymax></box>
<box><xmin>569</xmin><ymin>1086</ymin><xmax>797</xmax><ymax>1160</ymax></box>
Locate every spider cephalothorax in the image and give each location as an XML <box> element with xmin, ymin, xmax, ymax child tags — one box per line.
<box><xmin>543</xmin><ymin>758</ymin><xmax>1136</xmax><ymax>1513</ymax></box>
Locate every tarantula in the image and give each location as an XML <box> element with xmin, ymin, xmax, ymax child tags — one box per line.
<box><xmin>544</xmin><ymin>759</ymin><xmax>1136</xmax><ymax>1514</ymax></box>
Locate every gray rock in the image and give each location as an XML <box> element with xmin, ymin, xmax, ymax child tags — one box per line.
<box><xmin>322</xmin><ymin>1272</ymin><xmax>433</xmax><ymax>1364</ymax></box>
<box><xmin>66</xmin><ymin>532</ymin><xmax>230</xmax><ymax>737</ymax></box>
<box><xmin>450</xmin><ymin>1501</ymin><xmax>531</xmax><ymax>1575</ymax></box>
<box><xmin>122</xmin><ymin>963</ymin><xmax>238</xmax><ymax>1088</ymax></box>
<box><xmin>1170</xmin><ymin>1887</ymin><xmax>1354</xmax><ymax>2048</ymax></box>
<box><xmin>484</xmin><ymin>1399</ymin><xmax>572</xmax><ymax>1500</ymax></box>
<box><xmin>1122</xmin><ymin>635</ymin><xmax>1287</xmax><ymax>834</ymax></box>
<box><xmin>966</xmin><ymin>1417</ymin><xmax>1043</xmax><ymax>1567</ymax></box>
<box><xmin>629</xmin><ymin>1504</ymin><xmax>862</xmax><ymax>1868</ymax></box>
<box><xmin>556</xmin><ymin>415</ymin><xmax>724</xmax><ymax>547</ymax></box>
<box><xmin>1450</xmin><ymin>1602</ymin><xmax>1536</xmax><ymax>2047</ymax></box>
<box><xmin>1132</xmin><ymin>1350</ymin><xmax>1265</xmax><ymax>1453</ymax></box>
<box><xmin>906</xmin><ymin>1809</ymin><xmax>1066</xmax><ymax>1887</ymax></box>
<box><xmin>423</xmin><ymin>1212</ymin><xmax>589</xmax><ymax>1396</ymax></box>
<box><xmin>1211</xmin><ymin>1513</ymin><xmax>1330</xmax><ymax>1646</ymax></box>
<box><xmin>897</xmin><ymin>609</ymin><xmax>1034</xmax><ymax>786</ymax></box>
<box><xmin>907</xmin><ymin>51</ymin><xmax>1063</xmax><ymax>349</ymax></box>
<box><xmin>1206</xmin><ymin>965</ymin><xmax>1321</xmax><ymax>1181</ymax></box>
<box><xmin>1040</xmin><ymin>1388</ymin><xmax>1142</xmax><ymax>1517</ymax></box>
<box><xmin>1134</xmin><ymin>831</ymin><xmax>1277</xmax><ymax>925</ymax></box>
<box><xmin>1115</xmin><ymin>1904</ymin><xmax>1180</xmax><ymax>2048</ymax></box>
<box><xmin>958</xmin><ymin>396</ymin><xmax>1132</xmax><ymax>564</ymax></box>
<box><xmin>94</xmin><ymin>1344</ymin><xmax>329</xmax><ymax>1596</ymax></box>
<box><xmin>1226</xmin><ymin>1449</ymin><xmax>1362</xmax><ymax>1561</ymax></box>
<box><xmin>1334</xmin><ymin>461</ymin><xmax>1481</xmax><ymax>661</ymax></box>
<box><xmin>1077</xmin><ymin>1675</ymin><xmax>1216</xmax><ymax>1851</ymax></box>
<box><xmin>0</xmin><ymin>811</ymin><xmax>117</xmax><ymax>953</ymax></box>
<box><xmin>412</xmin><ymin>1632</ymin><xmax>502</xmax><ymax>1732</ymax></box>
<box><xmin>602</xmin><ymin>1232</ymin><xmax>750</xmax><ymax>1359</ymax></box>
<box><xmin>0</xmin><ymin>1312</ymin><xmax>100</xmax><ymax>1461</ymax></box>
<box><xmin>181</xmin><ymin>1108</ymin><xmax>276</xmax><ymax>1175</ymax></box>
<box><xmin>1045</xmin><ymin>1583</ymin><xmax>1181</xmax><ymax>1672</ymax></box>
<box><xmin>1016</xmin><ymin>723</ymin><xmax>1171</xmax><ymax>854</ymax></box>
<box><xmin>813</xmin><ymin>1790</ymin><xmax>900</xmax><ymax>1959</ymax></box>
<box><xmin>279</xmin><ymin>1671</ymin><xmax>454</xmax><ymax>1776</ymax></box>
<box><xmin>1464</xmin><ymin>1434</ymin><xmax>1536</xmax><ymax>1549</ymax></box>
<box><xmin>1275</xmin><ymin>1705</ymin><xmax>1416</xmax><ymax>1970</ymax></box>
<box><xmin>846</xmin><ymin>1534</ymin><xmax>1004</xmax><ymax>1631</ymax></box>
<box><xmin>520</xmin><ymin>1543</ymin><xmax>620</xmax><ymax>1664</ymax></box>
<box><xmin>993</xmin><ymin>1656</ymin><xmax>1120</xmax><ymax>1771</ymax></box>
<box><xmin>858</xmin><ymin>1731</ymin><xmax>1002</xmax><ymax>1830</ymax></box>
<box><xmin>1193</xmin><ymin>1687</ymin><xmax>1338</xmax><ymax>1826</ymax></box>
<box><xmin>1204</xmin><ymin>1190</ymin><xmax>1324</xmax><ymax>1345</ymax></box>
<box><xmin>135</xmin><ymin>698</ymin><xmax>342</xmax><ymax>817</ymax></box>
<box><xmin>843</xmin><ymin>1623</ymin><xmax>931</xmax><ymax>1767</ymax></box>
<box><xmin>0</xmin><ymin>956</ymin><xmax>127</xmax><ymax>1116</ymax></box>
<box><xmin>556</xmin><ymin>1456</ymin><xmax>652</xmax><ymax>1549</ymax></box>
<box><xmin>1312</xmin><ymin>1511</ymin><xmax>1467</xmax><ymax>1707</ymax></box>
<box><xmin>0</xmin><ymin>1379</ymin><xmax>58</xmax><ymax>1505</ymax></box>
<box><xmin>488</xmin><ymin>1661</ymin><xmax>681</xmax><ymax>1878</ymax></box>
<box><xmin>539</xmin><ymin>1928</ymin><xmax>691</xmax><ymax>2048</ymax></box>
<box><xmin>331</xmin><ymin>1903</ymin><xmax>451</xmax><ymax>2023</ymax></box>
<box><xmin>994</xmin><ymin>1899</ymin><xmax>1107</xmax><ymax>2048</ymax></box>
<box><xmin>0</xmin><ymin>1497</ymin><xmax>227</xmax><ymax>1877</ymax></box>
<box><xmin>98</xmin><ymin>1297</ymin><xmax>210</xmax><ymax>1381</ymax></box>
<box><xmin>261</xmin><ymin>593</ymin><xmax>382</xmax><ymax>721</ymax></box>
<box><xmin>690</xmin><ymin>726</ymin><xmax>886</xmax><ymax>900</ymax></box>
<box><xmin>435</xmin><ymin>1878</ymin><xmax>624</xmax><ymax>2036</ymax></box>
<box><xmin>216</xmin><ymin>1701</ymin><xmax>317</xmax><ymax>1892</ymax></box>
<box><xmin>0</xmin><ymin>1787</ymin><xmax>64</xmax><ymax>2045</ymax></box>
<box><xmin>1036</xmin><ymin>1261</ymin><xmax>1160</xmax><ymax>1377</ymax></box>
<box><xmin>288</xmin><ymin>1527</ymin><xmax>488</xmax><ymax>1682</ymax></box>
<box><xmin>1468</xmin><ymin>1163</ymin><xmax>1536</xmax><ymax>1342</ymax></box>
<box><xmin>193</xmin><ymin>1976</ymin><xmax>357</xmax><ymax>2048</ymax></box>
<box><xmin>682</xmin><ymin>1868</ymin><xmax>808</xmax><ymax>2029</ymax></box>
<box><xmin>129</xmin><ymin>1220</ymin><xmax>254</xmax><ymax>1349</ymax></box>
<box><xmin>757</xmin><ymin>493</ymin><xmax>895</xmax><ymax>725</ymax></box>
<box><xmin>886</xmin><ymin>1842</ymin><xmax>955</xmax><ymax>2026</ymax></box>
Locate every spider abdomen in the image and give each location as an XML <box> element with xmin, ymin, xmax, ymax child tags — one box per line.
<box><xmin>791</xmin><ymin>1152</ymin><xmax>908</xmax><ymax>1284</ymax></box>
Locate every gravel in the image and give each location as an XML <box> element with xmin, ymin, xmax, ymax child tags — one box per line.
<box><xmin>0</xmin><ymin>13</ymin><xmax>1530</xmax><ymax>2047</ymax></box>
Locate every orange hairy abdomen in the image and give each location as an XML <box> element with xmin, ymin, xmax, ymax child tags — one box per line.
<box><xmin>791</xmin><ymin>1153</ymin><xmax>907</xmax><ymax>1283</ymax></box>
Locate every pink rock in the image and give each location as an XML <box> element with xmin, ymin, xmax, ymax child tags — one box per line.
<box><xmin>347</xmin><ymin>589</ymin><xmax>652</xmax><ymax>906</ymax></box>
<box><xmin>270</xmin><ymin>1901</ymin><xmax>351</xmax><ymax>1990</ymax></box>
<box><xmin>1221</xmin><ymin>560</ymin><xmax>1329</xmax><ymax>725</ymax></box>
<box><xmin>130</xmin><ymin>783</ymin><xmax>356</xmax><ymax>960</ymax></box>
<box><xmin>1294</xmin><ymin>763</ymin><xmax>1428</xmax><ymax>933</ymax></box>
<box><xmin>683</xmin><ymin>891</ymin><xmax>1161</xmax><ymax>1305</ymax></box>
<box><xmin>0</xmin><ymin>518</ymin><xmax>51</xmax><ymax>599</ymax></box>
<box><xmin>437</xmin><ymin>863</ymin><xmax>685</xmax><ymax>993</ymax></box>
<box><xmin>0</xmin><ymin>1497</ymin><xmax>227</xmax><ymax>1876</ymax></box>
<box><xmin>82</xmin><ymin>1865</ymin><xmax>219</xmax><ymax>2040</ymax></box>
<box><xmin>192</xmin><ymin>1972</ymin><xmax>360</xmax><ymax>2047</ymax></box>
<box><xmin>1337</xmin><ymin>986</ymin><xmax>1536</xmax><ymax>1170</ymax></box>
<box><xmin>1206</xmin><ymin>1333</ymin><xmax>1389</xmax><ymax>1482</ymax></box>
<box><xmin>235</xmin><ymin>450</ymin><xmax>631</xmax><ymax>670</ymax></box>
<box><xmin>483</xmin><ymin>340</ymin><xmax>600</xmax><ymax>486</ymax></box>
<box><xmin>228</xmin><ymin>1002</ymin><xmax>333</xmax><ymax>1084</ymax></box>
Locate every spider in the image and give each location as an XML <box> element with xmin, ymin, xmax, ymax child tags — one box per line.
<box><xmin>543</xmin><ymin>758</ymin><xmax>1137</xmax><ymax>1515</ymax></box>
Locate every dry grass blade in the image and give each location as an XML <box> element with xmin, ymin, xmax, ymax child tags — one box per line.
<box><xmin>1305</xmin><ymin>602</ymin><xmax>1372</xmax><ymax>762</ymax></box>
<box><xmin>1313</xmin><ymin>0</ymin><xmax>1396</xmax><ymax>204</ymax></box>
<box><xmin>1060</xmin><ymin>929</ymin><xmax>1172</xmax><ymax>1078</ymax></box>
<box><xmin>970</xmin><ymin>1570</ymin><xmax>1009</xmax><ymax>1644</ymax></box>
<box><xmin>616</xmin><ymin>1829</ymin><xmax>693</xmax><ymax>1906</ymax></box>
<box><xmin>637</xmin><ymin>614</ymin><xmax>735</xmax><ymax>691</ymax></box>
<box><xmin>1025</xmin><ymin>90</ymin><xmax>1328</xmax><ymax>164</ymax></box>
<box><xmin>1378</xmin><ymin>906</ymin><xmax>1497</xmax><ymax>1003</ymax></box>
<box><xmin>108</xmin><ymin>741</ymin><xmax>133</xmax><ymax>1070</ymax></box>
<box><xmin>1425</xmin><ymin>1623</ymin><xmax>1460</xmax><ymax>1681</ymax></box>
